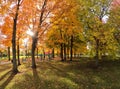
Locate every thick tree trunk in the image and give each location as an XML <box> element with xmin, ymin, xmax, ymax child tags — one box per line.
<box><xmin>12</xmin><ymin>0</ymin><xmax>21</xmax><ymax>74</ymax></box>
<box><xmin>12</xmin><ymin>18</ymin><xmax>18</xmax><ymax>73</ymax></box>
<box><xmin>8</xmin><ymin>47</ymin><xmax>11</xmax><ymax>61</ymax></box>
<box><xmin>63</xmin><ymin>44</ymin><xmax>66</xmax><ymax>61</ymax></box>
<box><xmin>70</xmin><ymin>36</ymin><xmax>73</xmax><ymax>61</ymax></box>
<box><xmin>60</xmin><ymin>44</ymin><xmax>64</xmax><ymax>61</ymax></box>
<box><xmin>17</xmin><ymin>44</ymin><xmax>21</xmax><ymax>65</ymax></box>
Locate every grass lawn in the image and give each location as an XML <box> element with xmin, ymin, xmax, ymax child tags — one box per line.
<box><xmin>0</xmin><ymin>58</ymin><xmax>120</xmax><ymax>89</ymax></box>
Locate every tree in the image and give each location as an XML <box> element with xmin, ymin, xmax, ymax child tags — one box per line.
<box><xmin>108</xmin><ymin>0</ymin><xmax>120</xmax><ymax>55</ymax></box>
<box><xmin>0</xmin><ymin>15</ymin><xmax>13</xmax><ymax>61</ymax></box>
<box><xmin>12</xmin><ymin>0</ymin><xmax>23</xmax><ymax>73</ymax></box>
<box><xmin>78</xmin><ymin>0</ymin><xmax>113</xmax><ymax>66</ymax></box>
<box><xmin>30</xmin><ymin>0</ymin><xmax>47</xmax><ymax>68</ymax></box>
<box><xmin>45</xmin><ymin>0</ymin><xmax>83</xmax><ymax>61</ymax></box>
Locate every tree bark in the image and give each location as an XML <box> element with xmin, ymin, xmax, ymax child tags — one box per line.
<box><xmin>12</xmin><ymin>18</ymin><xmax>18</xmax><ymax>73</ymax></box>
<box><xmin>70</xmin><ymin>36</ymin><xmax>73</xmax><ymax>61</ymax></box>
<box><xmin>52</xmin><ymin>48</ymin><xmax>55</xmax><ymax>58</ymax></box>
<box><xmin>43</xmin><ymin>49</ymin><xmax>45</xmax><ymax>59</ymax></box>
<box><xmin>8</xmin><ymin>47</ymin><xmax>11</xmax><ymax>61</ymax></box>
<box><xmin>12</xmin><ymin>0</ymin><xmax>21</xmax><ymax>73</ymax></box>
<box><xmin>67</xmin><ymin>40</ymin><xmax>70</xmax><ymax>59</ymax></box>
<box><xmin>25</xmin><ymin>45</ymin><xmax>27</xmax><ymax>59</ymax></box>
<box><xmin>17</xmin><ymin>44</ymin><xmax>21</xmax><ymax>65</ymax></box>
<box><xmin>60</xmin><ymin>44</ymin><xmax>64</xmax><ymax>61</ymax></box>
<box><xmin>37</xmin><ymin>48</ymin><xmax>39</xmax><ymax>59</ymax></box>
<box><xmin>94</xmin><ymin>36</ymin><xmax>99</xmax><ymax>67</ymax></box>
<box><xmin>67</xmin><ymin>47</ymin><xmax>70</xmax><ymax>59</ymax></box>
<box><xmin>63</xmin><ymin>44</ymin><xmax>66</xmax><ymax>61</ymax></box>
<box><xmin>0</xmin><ymin>52</ymin><xmax>2</xmax><ymax>59</ymax></box>
<box><xmin>31</xmin><ymin>0</ymin><xmax>47</xmax><ymax>68</ymax></box>
<box><xmin>31</xmin><ymin>32</ymin><xmax>38</xmax><ymax>68</ymax></box>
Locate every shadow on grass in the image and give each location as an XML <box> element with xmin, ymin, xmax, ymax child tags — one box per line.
<box><xmin>0</xmin><ymin>70</ymin><xmax>11</xmax><ymax>81</ymax></box>
<box><xmin>0</xmin><ymin>70</ymin><xmax>15</xmax><ymax>89</ymax></box>
<box><xmin>0</xmin><ymin>64</ymin><xmax>12</xmax><ymax>72</ymax></box>
<box><xmin>8</xmin><ymin>59</ymin><xmax>120</xmax><ymax>89</ymax></box>
<box><xmin>45</xmin><ymin>60</ymin><xmax>120</xmax><ymax>89</ymax></box>
<box><xmin>32</xmin><ymin>69</ymin><xmax>41</xmax><ymax>89</ymax></box>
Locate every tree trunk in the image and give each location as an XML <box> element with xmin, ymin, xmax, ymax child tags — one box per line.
<box><xmin>67</xmin><ymin>47</ymin><xmax>70</xmax><ymax>59</ymax></box>
<box><xmin>43</xmin><ymin>49</ymin><xmax>45</xmax><ymax>59</ymax></box>
<box><xmin>95</xmin><ymin>39</ymin><xmax>99</xmax><ymax>67</ymax></box>
<box><xmin>0</xmin><ymin>52</ymin><xmax>2</xmax><ymax>59</ymax></box>
<box><xmin>64</xmin><ymin>44</ymin><xmax>66</xmax><ymax>61</ymax></box>
<box><xmin>17</xmin><ymin>44</ymin><xmax>21</xmax><ymax>65</ymax></box>
<box><xmin>52</xmin><ymin>48</ymin><xmax>54</xmax><ymax>58</ymax></box>
<box><xmin>12</xmin><ymin>18</ymin><xmax>18</xmax><ymax>73</ymax></box>
<box><xmin>70</xmin><ymin>35</ymin><xmax>73</xmax><ymax>61</ymax></box>
<box><xmin>25</xmin><ymin>45</ymin><xmax>27</xmax><ymax>59</ymax></box>
<box><xmin>94</xmin><ymin>36</ymin><xmax>99</xmax><ymax>67</ymax></box>
<box><xmin>12</xmin><ymin>0</ymin><xmax>21</xmax><ymax>73</ymax></box>
<box><xmin>37</xmin><ymin>48</ymin><xmax>39</xmax><ymax>59</ymax></box>
<box><xmin>8</xmin><ymin>47</ymin><xmax>11</xmax><ymax>61</ymax></box>
<box><xmin>67</xmin><ymin>40</ymin><xmax>70</xmax><ymax>59</ymax></box>
<box><xmin>31</xmin><ymin>0</ymin><xmax>47</xmax><ymax>66</ymax></box>
<box><xmin>60</xmin><ymin>44</ymin><xmax>64</xmax><ymax>61</ymax></box>
<box><xmin>31</xmin><ymin>32</ymin><xmax>38</xmax><ymax>69</ymax></box>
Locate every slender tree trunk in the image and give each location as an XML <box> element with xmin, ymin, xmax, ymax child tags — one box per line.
<box><xmin>95</xmin><ymin>39</ymin><xmax>99</xmax><ymax>67</ymax></box>
<box><xmin>0</xmin><ymin>52</ymin><xmax>2</xmax><ymax>59</ymax></box>
<box><xmin>94</xmin><ymin>36</ymin><xmax>99</xmax><ymax>67</ymax></box>
<box><xmin>60</xmin><ymin>44</ymin><xmax>64</xmax><ymax>61</ymax></box>
<box><xmin>37</xmin><ymin>48</ymin><xmax>39</xmax><ymax>59</ymax></box>
<box><xmin>74</xmin><ymin>51</ymin><xmax>76</xmax><ymax>58</ymax></box>
<box><xmin>43</xmin><ymin>49</ymin><xmax>45</xmax><ymax>59</ymax></box>
<box><xmin>31</xmin><ymin>32</ymin><xmax>38</xmax><ymax>68</ymax></box>
<box><xmin>67</xmin><ymin>47</ymin><xmax>70</xmax><ymax>59</ymax></box>
<box><xmin>17</xmin><ymin>44</ymin><xmax>21</xmax><ymax>65</ymax></box>
<box><xmin>8</xmin><ymin>47</ymin><xmax>11</xmax><ymax>61</ymax></box>
<box><xmin>52</xmin><ymin>48</ymin><xmax>54</xmax><ymax>58</ymax></box>
<box><xmin>67</xmin><ymin>40</ymin><xmax>70</xmax><ymax>59</ymax></box>
<box><xmin>64</xmin><ymin>44</ymin><xmax>66</xmax><ymax>61</ymax></box>
<box><xmin>31</xmin><ymin>0</ymin><xmax>47</xmax><ymax>68</ymax></box>
<box><xmin>70</xmin><ymin>36</ymin><xmax>73</xmax><ymax>61</ymax></box>
<box><xmin>25</xmin><ymin>45</ymin><xmax>27</xmax><ymax>59</ymax></box>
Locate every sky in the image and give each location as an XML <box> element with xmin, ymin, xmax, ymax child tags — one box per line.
<box><xmin>112</xmin><ymin>0</ymin><xmax>120</xmax><ymax>8</ymax></box>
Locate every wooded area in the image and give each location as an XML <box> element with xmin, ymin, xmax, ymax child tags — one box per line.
<box><xmin>0</xmin><ymin>0</ymin><xmax>120</xmax><ymax>88</ymax></box>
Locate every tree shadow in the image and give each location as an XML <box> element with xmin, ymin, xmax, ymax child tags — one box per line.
<box><xmin>0</xmin><ymin>71</ymin><xmax>16</xmax><ymax>89</ymax></box>
<box><xmin>32</xmin><ymin>68</ymin><xmax>41</xmax><ymax>89</ymax></box>
<box><xmin>0</xmin><ymin>64</ymin><xmax>12</xmax><ymax>72</ymax></box>
<box><xmin>0</xmin><ymin>70</ymin><xmax>11</xmax><ymax>81</ymax></box>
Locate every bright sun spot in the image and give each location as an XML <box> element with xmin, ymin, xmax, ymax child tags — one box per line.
<box><xmin>102</xmin><ymin>15</ymin><xmax>109</xmax><ymax>23</ymax></box>
<box><xmin>26</xmin><ymin>30</ymin><xmax>34</xmax><ymax>36</ymax></box>
<box><xmin>23</xmin><ymin>38</ymin><xmax>29</xmax><ymax>46</ymax></box>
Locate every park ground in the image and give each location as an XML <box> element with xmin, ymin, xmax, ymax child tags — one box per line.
<box><xmin>0</xmin><ymin>57</ymin><xmax>120</xmax><ymax>89</ymax></box>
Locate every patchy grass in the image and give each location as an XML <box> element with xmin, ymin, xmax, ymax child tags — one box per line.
<box><xmin>0</xmin><ymin>59</ymin><xmax>120</xmax><ymax>89</ymax></box>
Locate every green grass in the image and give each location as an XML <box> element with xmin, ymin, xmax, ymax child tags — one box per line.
<box><xmin>0</xmin><ymin>58</ymin><xmax>120</xmax><ymax>89</ymax></box>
